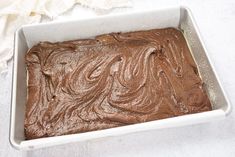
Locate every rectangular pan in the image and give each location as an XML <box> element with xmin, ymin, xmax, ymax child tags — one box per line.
<box><xmin>10</xmin><ymin>6</ymin><xmax>231</xmax><ymax>150</ymax></box>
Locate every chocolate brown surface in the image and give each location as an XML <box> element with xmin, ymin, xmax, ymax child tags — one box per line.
<box><xmin>25</xmin><ymin>28</ymin><xmax>212</xmax><ymax>139</ymax></box>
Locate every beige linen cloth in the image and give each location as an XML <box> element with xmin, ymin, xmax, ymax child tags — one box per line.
<box><xmin>0</xmin><ymin>0</ymin><xmax>131</xmax><ymax>73</ymax></box>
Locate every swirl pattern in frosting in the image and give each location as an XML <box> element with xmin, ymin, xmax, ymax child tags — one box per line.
<box><xmin>25</xmin><ymin>28</ymin><xmax>212</xmax><ymax>139</ymax></box>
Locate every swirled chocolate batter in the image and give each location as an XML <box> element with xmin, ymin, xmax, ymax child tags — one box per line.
<box><xmin>25</xmin><ymin>28</ymin><xmax>212</xmax><ymax>139</ymax></box>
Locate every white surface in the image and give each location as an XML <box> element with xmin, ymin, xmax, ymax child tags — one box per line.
<box><xmin>1</xmin><ymin>0</ymin><xmax>235</xmax><ymax>156</ymax></box>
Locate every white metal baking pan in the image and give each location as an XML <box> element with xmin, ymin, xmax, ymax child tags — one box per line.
<box><xmin>10</xmin><ymin>6</ymin><xmax>231</xmax><ymax>150</ymax></box>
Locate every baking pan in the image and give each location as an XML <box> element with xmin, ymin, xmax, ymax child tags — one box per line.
<box><xmin>10</xmin><ymin>6</ymin><xmax>231</xmax><ymax>150</ymax></box>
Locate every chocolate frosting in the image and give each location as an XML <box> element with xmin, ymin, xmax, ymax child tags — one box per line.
<box><xmin>25</xmin><ymin>28</ymin><xmax>212</xmax><ymax>139</ymax></box>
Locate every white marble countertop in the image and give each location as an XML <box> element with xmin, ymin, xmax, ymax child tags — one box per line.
<box><xmin>1</xmin><ymin>0</ymin><xmax>235</xmax><ymax>156</ymax></box>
